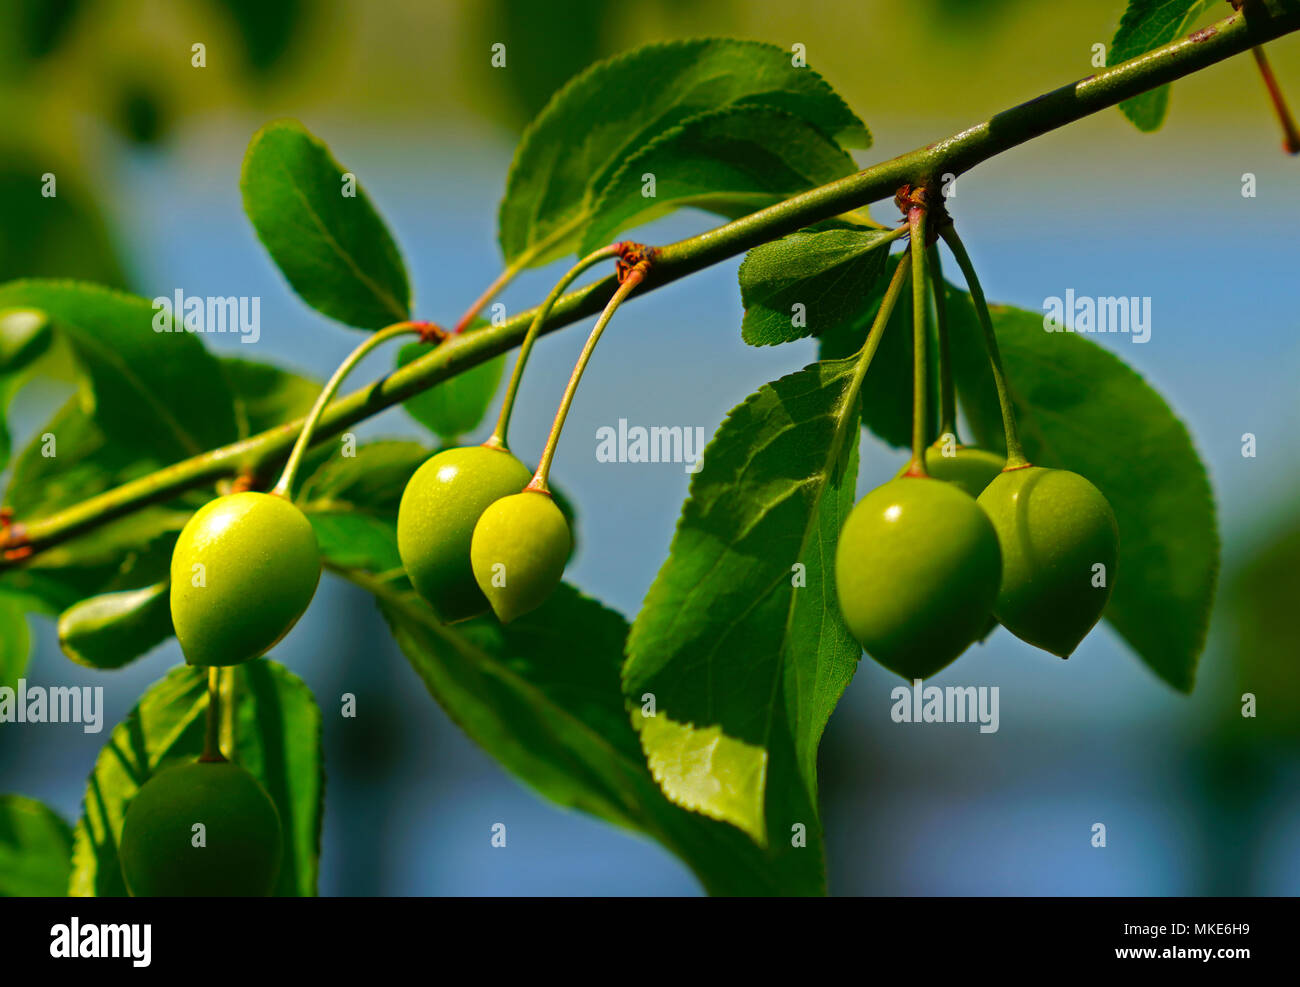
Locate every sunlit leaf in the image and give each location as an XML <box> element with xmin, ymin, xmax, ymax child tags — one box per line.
<box><xmin>241</xmin><ymin>121</ymin><xmax>411</xmax><ymax>329</ymax></box>
<box><xmin>500</xmin><ymin>38</ymin><xmax>868</xmax><ymax>267</ymax></box>
<box><xmin>624</xmin><ymin>357</ymin><xmax>862</xmax><ymax>860</ymax></box>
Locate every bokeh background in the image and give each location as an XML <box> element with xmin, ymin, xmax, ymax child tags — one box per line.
<box><xmin>2</xmin><ymin>0</ymin><xmax>1298</xmax><ymax>895</ymax></box>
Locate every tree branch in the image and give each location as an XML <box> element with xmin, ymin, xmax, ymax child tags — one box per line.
<box><xmin>6</xmin><ymin>1</ymin><xmax>1297</xmax><ymax>562</ymax></box>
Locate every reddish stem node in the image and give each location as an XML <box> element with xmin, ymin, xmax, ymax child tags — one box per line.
<box><xmin>0</xmin><ymin>508</ymin><xmax>31</xmax><ymax>561</ymax></box>
<box><xmin>229</xmin><ymin>470</ymin><xmax>257</xmax><ymax>494</ymax></box>
<box><xmin>614</xmin><ymin>242</ymin><xmax>657</xmax><ymax>283</ymax></box>
<box><xmin>414</xmin><ymin>320</ymin><xmax>450</xmax><ymax>344</ymax></box>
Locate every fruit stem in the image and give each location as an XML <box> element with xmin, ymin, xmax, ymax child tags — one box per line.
<box><xmin>1250</xmin><ymin>44</ymin><xmax>1300</xmax><ymax>154</ymax></box>
<box><xmin>939</xmin><ymin>226</ymin><xmax>1029</xmax><ymax>468</ymax></box>
<box><xmin>272</xmin><ymin>321</ymin><xmax>441</xmax><ymax>499</ymax></box>
<box><xmin>452</xmin><ymin>257</ymin><xmax>528</xmax><ymax>335</ymax></box>
<box><xmin>485</xmin><ymin>244</ymin><xmax>622</xmax><ymax>452</ymax></box>
<box><xmin>906</xmin><ymin>205</ymin><xmax>931</xmax><ymax>476</ymax></box>
<box><xmin>528</xmin><ymin>261</ymin><xmax>650</xmax><ymax>491</ymax></box>
<box><xmin>200</xmin><ymin>666</ymin><xmax>226</xmax><ymax>762</ymax></box>
<box><xmin>832</xmin><ymin>243</ymin><xmax>912</xmax><ymax>464</ymax></box>
<box><xmin>928</xmin><ymin>242</ymin><xmax>958</xmax><ymax>443</ymax></box>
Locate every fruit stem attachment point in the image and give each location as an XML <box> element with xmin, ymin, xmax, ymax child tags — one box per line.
<box><xmin>486</xmin><ymin>244</ymin><xmax>624</xmax><ymax>452</ymax></box>
<box><xmin>906</xmin><ymin>203</ymin><xmax>932</xmax><ymax>476</ymax></box>
<box><xmin>528</xmin><ymin>256</ymin><xmax>651</xmax><ymax>491</ymax></box>
<box><xmin>272</xmin><ymin>320</ymin><xmax>439</xmax><ymax>499</ymax></box>
<box><xmin>199</xmin><ymin>666</ymin><xmax>226</xmax><ymax>763</ymax></box>
<box><xmin>1250</xmin><ymin>44</ymin><xmax>1300</xmax><ymax>154</ymax></box>
<box><xmin>939</xmin><ymin>226</ymin><xmax>1029</xmax><ymax>469</ymax></box>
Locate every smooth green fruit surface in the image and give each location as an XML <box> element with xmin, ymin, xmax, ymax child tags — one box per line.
<box><xmin>170</xmin><ymin>492</ymin><xmax>321</xmax><ymax>666</ymax></box>
<box><xmin>471</xmin><ymin>490</ymin><xmax>571</xmax><ymax>624</ymax></box>
<box><xmin>397</xmin><ymin>446</ymin><xmax>533</xmax><ymax>622</ymax></box>
<box><xmin>119</xmin><ymin>760</ymin><xmax>282</xmax><ymax>897</ymax></box>
<box><xmin>897</xmin><ymin>443</ymin><xmax>1006</xmax><ymax>498</ymax></box>
<box><xmin>977</xmin><ymin>466</ymin><xmax>1119</xmax><ymax>658</ymax></box>
<box><xmin>835</xmin><ymin>477</ymin><xmax>1001</xmax><ymax>679</ymax></box>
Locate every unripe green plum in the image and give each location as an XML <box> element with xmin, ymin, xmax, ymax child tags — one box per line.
<box><xmin>397</xmin><ymin>446</ymin><xmax>533</xmax><ymax>622</ymax></box>
<box><xmin>470</xmin><ymin>489</ymin><xmax>571</xmax><ymax>624</ymax></box>
<box><xmin>119</xmin><ymin>760</ymin><xmax>282</xmax><ymax>897</ymax></box>
<box><xmin>835</xmin><ymin>476</ymin><xmax>1001</xmax><ymax>679</ymax></box>
<box><xmin>170</xmin><ymin>492</ymin><xmax>320</xmax><ymax>667</ymax></box>
<box><xmin>897</xmin><ymin>442</ymin><xmax>1005</xmax><ymax>498</ymax></box>
<box><xmin>977</xmin><ymin>466</ymin><xmax>1119</xmax><ymax>658</ymax></box>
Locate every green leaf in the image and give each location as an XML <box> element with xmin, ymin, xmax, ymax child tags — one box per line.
<box><xmin>372</xmin><ymin>578</ymin><xmax>823</xmax><ymax>895</ymax></box>
<box><xmin>500</xmin><ymin>38</ymin><xmax>869</xmax><ymax>268</ymax></box>
<box><xmin>299</xmin><ymin>439</ymin><xmax>429</xmax><ymax>509</ymax></box>
<box><xmin>1</xmin><ymin>399</ymin><xmax>186</xmax><ymax>615</ymax></box>
<box><xmin>0</xmin><ymin>307</ymin><xmax>54</xmax><ymax>469</ymax></box>
<box><xmin>241</xmin><ymin>120</ymin><xmax>411</xmax><ymax>329</ymax></box>
<box><xmin>309</xmin><ymin>513</ymin><xmax>404</xmax><ymax>572</ymax></box>
<box><xmin>300</xmin><ymin>440</ymin><xmax>430</xmax><ymax>572</ymax></box>
<box><xmin>69</xmin><ymin>659</ymin><xmax>324</xmax><ymax>897</ymax></box>
<box><xmin>5</xmin><ymin>400</ymin><xmax>151</xmax><ymax>517</ymax></box>
<box><xmin>0</xmin><ymin>535</ymin><xmax>174</xmax><ymax>619</ymax></box>
<box><xmin>226</xmin><ymin>660</ymin><xmax>324</xmax><ymax>898</ymax></box>
<box><xmin>57</xmin><ymin>581</ymin><xmax>172</xmax><ymax>670</ymax></box>
<box><xmin>0</xmin><ymin>280</ymin><xmax>239</xmax><ymax>462</ymax></box>
<box><xmin>0</xmin><ymin>795</ymin><xmax>73</xmax><ymax>897</ymax></box>
<box><xmin>945</xmin><ymin>291</ymin><xmax>1218</xmax><ymax>690</ymax></box>
<box><xmin>219</xmin><ymin>355</ymin><xmax>335</xmax><ymax>483</ymax></box>
<box><xmin>221</xmin><ymin>356</ymin><xmax>319</xmax><ymax>438</ymax></box>
<box><xmin>0</xmin><ymin>596</ymin><xmax>30</xmax><ymax>691</ymax></box>
<box><xmin>740</xmin><ymin>226</ymin><xmax>896</xmax><ymax>346</ymax></box>
<box><xmin>396</xmin><ymin>343</ymin><xmax>504</xmax><ymax>441</ymax></box>
<box><xmin>579</xmin><ymin>106</ymin><xmax>857</xmax><ymax>255</ymax></box>
<box><xmin>1110</xmin><ymin>0</ymin><xmax>1219</xmax><ymax>132</ymax></box>
<box><xmin>623</xmin><ymin>358</ymin><xmax>862</xmax><ymax>865</ymax></box>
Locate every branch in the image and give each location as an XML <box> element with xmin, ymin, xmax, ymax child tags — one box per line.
<box><xmin>6</xmin><ymin>1</ymin><xmax>1297</xmax><ymax>563</ymax></box>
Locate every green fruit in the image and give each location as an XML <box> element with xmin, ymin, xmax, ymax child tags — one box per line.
<box><xmin>897</xmin><ymin>442</ymin><xmax>1005</xmax><ymax>498</ymax></box>
<box><xmin>977</xmin><ymin>466</ymin><xmax>1119</xmax><ymax>658</ymax></box>
<box><xmin>470</xmin><ymin>489</ymin><xmax>571</xmax><ymax>624</ymax></box>
<box><xmin>119</xmin><ymin>760</ymin><xmax>282</xmax><ymax>897</ymax></box>
<box><xmin>835</xmin><ymin>476</ymin><xmax>1001</xmax><ymax>679</ymax></box>
<box><xmin>170</xmin><ymin>492</ymin><xmax>321</xmax><ymax>667</ymax></box>
<box><xmin>397</xmin><ymin>445</ymin><xmax>533</xmax><ymax>622</ymax></box>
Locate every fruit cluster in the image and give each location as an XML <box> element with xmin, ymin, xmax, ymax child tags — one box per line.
<box><xmin>835</xmin><ymin>439</ymin><xmax>1119</xmax><ymax>679</ymax></box>
<box><xmin>118</xmin><ymin>271</ymin><xmax>600</xmax><ymax>895</ymax></box>
<box><xmin>118</xmin><ymin>203</ymin><xmax>1116</xmax><ymax>895</ymax></box>
<box><xmin>396</xmin><ymin>445</ymin><xmax>572</xmax><ymax>624</ymax></box>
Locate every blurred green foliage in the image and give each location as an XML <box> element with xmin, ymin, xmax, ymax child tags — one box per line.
<box><xmin>478</xmin><ymin>0</ymin><xmax>611</xmax><ymax>127</ymax></box>
<box><xmin>0</xmin><ymin>151</ymin><xmax>125</xmax><ymax>287</ymax></box>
